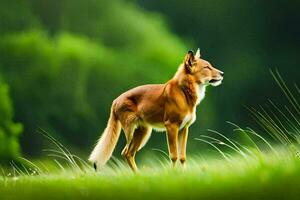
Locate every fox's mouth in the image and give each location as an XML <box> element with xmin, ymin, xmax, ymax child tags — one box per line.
<box><xmin>209</xmin><ymin>78</ymin><xmax>223</xmax><ymax>86</ymax></box>
<box><xmin>209</xmin><ymin>79</ymin><xmax>222</xmax><ymax>83</ymax></box>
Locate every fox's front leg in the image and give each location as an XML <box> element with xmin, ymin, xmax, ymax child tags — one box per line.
<box><xmin>179</xmin><ymin>126</ymin><xmax>189</xmax><ymax>166</ymax></box>
<box><xmin>165</xmin><ymin>122</ymin><xmax>179</xmax><ymax>166</ymax></box>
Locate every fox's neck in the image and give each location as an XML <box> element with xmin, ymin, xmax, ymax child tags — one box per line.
<box><xmin>180</xmin><ymin>76</ymin><xmax>206</xmax><ymax>107</ymax></box>
<box><xmin>172</xmin><ymin>65</ymin><xmax>206</xmax><ymax>107</ymax></box>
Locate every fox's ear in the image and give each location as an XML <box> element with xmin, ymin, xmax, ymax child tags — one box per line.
<box><xmin>184</xmin><ymin>50</ymin><xmax>195</xmax><ymax>73</ymax></box>
<box><xmin>195</xmin><ymin>48</ymin><xmax>201</xmax><ymax>58</ymax></box>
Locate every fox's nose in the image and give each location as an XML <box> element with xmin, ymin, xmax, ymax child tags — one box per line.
<box><xmin>220</xmin><ymin>71</ymin><xmax>224</xmax><ymax>77</ymax></box>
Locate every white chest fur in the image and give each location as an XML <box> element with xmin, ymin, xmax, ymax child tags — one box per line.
<box><xmin>179</xmin><ymin>110</ymin><xmax>196</xmax><ymax>130</ymax></box>
<box><xmin>196</xmin><ymin>85</ymin><xmax>206</xmax><ymax>104</ymax></box>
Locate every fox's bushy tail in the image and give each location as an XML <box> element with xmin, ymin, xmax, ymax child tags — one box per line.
<box><xmin>89</xmin><ymin>107</ymin><xmax>121</xmax><ymax>169</ymax></box>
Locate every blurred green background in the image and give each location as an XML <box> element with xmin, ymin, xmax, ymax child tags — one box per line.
<box><xmin>0</xmin><ymin>0</ymin><xmax>299</xmax><ymax>162</ymax></box>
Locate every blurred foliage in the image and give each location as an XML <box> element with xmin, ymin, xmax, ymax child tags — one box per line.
<box><xmin>0</xmin><ymin>79</ymin><xmax>23</xmax><ymax>162</ymax></box>
<box><xmin>0</xmin><ymin>0</ymin><xmax>187</xmax><ymax>157</ymax></box>
<box><xmin>0</xmin><ymin>0</ymin><xmax>299</xmax><ymax>159</ymax></box>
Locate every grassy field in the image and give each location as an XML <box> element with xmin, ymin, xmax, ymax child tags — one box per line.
<box><xmin>1</xmin><ymin>149</ymin><xmax>300</xmax><ymax>200</ymax></box>
<box><xmin>1</xmin><ymin>122</ymin><xmax>300</xmax><ymax>200</ymax></box>
<box><xmin>1</xmin><ymin>71</ymin><xmax>299</xmax><ymax>200</ymax></box>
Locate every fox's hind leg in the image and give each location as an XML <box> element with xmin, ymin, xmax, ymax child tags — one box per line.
<box><xmin>121</xmin><ymin>123</ymin><xmax>136</xmax><ymax>157</ymax></box>
<box><xmin>124</xmin><ymin>126</ymin><xmax>151</xmax><ymax>171</ymax></box>
<box><xmin>119</xmin><ymin>111</ymin><xmax>138</xmax><ymax>156</ymax></box>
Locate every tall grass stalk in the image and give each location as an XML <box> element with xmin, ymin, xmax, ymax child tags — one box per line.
<box><xmin>247</xmin><ymin>69</ymin><xmax>300</xmax><ymax>157</ymax></box>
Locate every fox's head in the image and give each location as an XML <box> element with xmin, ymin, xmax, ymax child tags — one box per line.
<box><xmin>183</xmin><ymin>49</ymin><xmax>224</xmax><ymax>86</ymax></box>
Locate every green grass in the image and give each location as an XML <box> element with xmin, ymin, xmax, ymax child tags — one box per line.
<box><xmin>1</xmin><ymin>152</ymin><xmax>300</xmax><ymax>200</ymax></box>
<box><xmin>1</xmin><ymin>70</ymin><xmax>299</xmax><ymax>200</ymax></box>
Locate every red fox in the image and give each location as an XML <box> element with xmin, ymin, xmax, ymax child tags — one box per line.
<box><xmin>89</xmin><ymin>49</ymin><xmax>224</xmax><ymax>171</ymax></box>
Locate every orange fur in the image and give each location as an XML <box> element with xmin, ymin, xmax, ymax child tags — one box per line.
<box><xmin>89</xmin><ymin>49</ymin><xmax>224</xmax><ymax>171</ymax></box>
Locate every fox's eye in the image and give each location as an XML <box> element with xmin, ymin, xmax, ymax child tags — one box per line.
<box><xmin>203</xmin><ymin>66</ymin><xmax>209</xmax><ymax>69</ymax></box>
